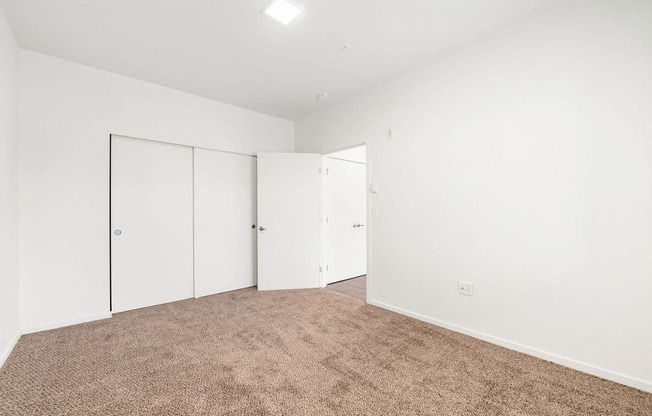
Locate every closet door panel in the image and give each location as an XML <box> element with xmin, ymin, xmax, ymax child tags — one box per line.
<box><xmin>194</xmin><ymin>149</ymin><xmax>257</xmax><ymax>297</ymax></box>
<box><xmin>111</xmin><ymin>136</ymin><xmax>194</xmax><ymax>313</ymax></box>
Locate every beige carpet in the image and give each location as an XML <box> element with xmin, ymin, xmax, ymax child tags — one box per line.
<box><xmin>0</xmin><ymin>288</ymin><xmax>650</xmax><ymax>415</ymax></box>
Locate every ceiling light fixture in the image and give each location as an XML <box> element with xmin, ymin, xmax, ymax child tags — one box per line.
<box><xmin>263</xmin><ymin>0</ymin><xmax>302</xmax><ymax>25</ymax></box>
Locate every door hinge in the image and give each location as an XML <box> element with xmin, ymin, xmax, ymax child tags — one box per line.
<box><xmin>319</xmin><ymin>266</ymin><xmax>323</xmax><ymax>273</ymax></box>
<box><xmin>326</xmin><ymin>265</ymin><xmax>329</xmax><ymax>271</ymax></box>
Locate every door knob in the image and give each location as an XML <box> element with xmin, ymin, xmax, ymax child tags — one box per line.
<box><xmin>114</xmin><ymin>229</ymin><xmax>122</xmax><ymax>236</ymax></box>
<box><xmin>353</xmin><ymin>223</ymin><xmax>365</xmax><ymax>228</ymax></box>
<box><xmin>259</xmin><ymin>226</ymin><xmax>267</xmax><ymax>231</ymax></box>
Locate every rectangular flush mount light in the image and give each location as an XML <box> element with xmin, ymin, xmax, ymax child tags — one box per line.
<box><xmin>263</xmin><ymin>0</ymin><xmax>301</xmax><ymax>25</ymax></box>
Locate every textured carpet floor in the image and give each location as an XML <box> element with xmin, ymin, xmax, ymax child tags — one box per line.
<box><xmin>0</xmin><ymin>288</ymin><xmax>650</xmax><ymax>415</ymax></box>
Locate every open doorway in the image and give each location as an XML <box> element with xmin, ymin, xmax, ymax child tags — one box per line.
<box><xmin>322</xmin><ymin>144</ymin><xmax>368</xmax><ymax>301</ymax></box>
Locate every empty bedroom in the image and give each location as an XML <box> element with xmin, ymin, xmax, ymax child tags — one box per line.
<box><xmin>0</xmin><ymin>0</ymin><xmax>651</xmax><ymax>415</ymax></box>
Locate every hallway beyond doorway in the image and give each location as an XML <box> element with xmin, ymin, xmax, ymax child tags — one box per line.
<box><xmin>326</xmin><ymin>275</ymin><xmax>366</xmax><ymax>300</ymax></box>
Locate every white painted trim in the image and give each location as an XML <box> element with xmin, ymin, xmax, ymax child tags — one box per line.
<box><xmin>367</xmin><ymin>299</ymin><xmax>652</xmax><ymax>393</ymax></box>
<box><xmin>0</xmin><ymin>331</ymin><xmax>21</xmax><ymax>368</ymax></box>
<box><xmin>364</xmin><ymin>138</ymin><xmax>371</xmax><ymax>302</ymax></box>
<box><xmin>21</xmin><ymin>312</ymin><xmax>113</xmax><ymax>335</ymax></box>
<box><xmin>319</xmin><ymin>156</ymin><xmax>325</xmax><ymax>288</ymax></box>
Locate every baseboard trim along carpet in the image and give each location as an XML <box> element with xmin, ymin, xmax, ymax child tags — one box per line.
<box><xmin>367</xmin><ymin>298</ymin><xmax>652</xmax><ymax>393</ymax></box>
<box><xmin>0</xmin><ymin>331</ymin><xmax>21</xmax><ymax>369</ymax></box>
<box><xmin>21</xmin><ymin>312</ymin><xmax>113</xmax><ymax>335</ymax></box>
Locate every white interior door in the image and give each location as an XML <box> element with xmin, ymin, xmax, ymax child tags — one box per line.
<box><xmin>194</xmin><ymin>148</ymin><xmax>257</xmax><ymax>297</ymax></box>
<box><xmin>324</xmin><ymin>157</ymin><xmax>367</xmax><ymax>284</ymax></box>
<box><xmin>257</xmin><ymin>153</ymin><xmax>321</xmax><ymax>290</ymax></box>
<box><xmin>111</xmin><ymin>136</ymin><xmax>194</xmax><ymax>312</ymax></box>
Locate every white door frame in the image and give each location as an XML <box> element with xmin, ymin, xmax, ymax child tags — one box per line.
<box><xmin>320</xmin><ymin>141</ymin><xmax>371</xmax><ymax>299</ymax></box>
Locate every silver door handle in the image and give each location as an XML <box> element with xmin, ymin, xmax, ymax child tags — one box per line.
<box><xmin>259</xmin><ymin>226</ymin><xmax>267</xmax><ymax>231</ymax></box>
<box><xmin>353</xmin><ymin>223</ymin><xmax>365</xmax><ymax>228</ymax></box>
<box><xmin>114</xmin><ymin>229</ymin><xmax>122</xmax><ymax>236</ymax></box>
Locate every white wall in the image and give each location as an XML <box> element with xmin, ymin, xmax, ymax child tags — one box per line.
<box><xmin>0</xmin><ymin>4</ymin><xmax>19</xmax><ymax>366</ymax></box>
<box><xmin>296</xmin><ymin>0</ymin><xmax>652</xmax><ymax>391</ymax></box>
<box><xmin>18</xmin><ymin>50</ymin><xmax>294</xmax><ymax>332</ymax></box>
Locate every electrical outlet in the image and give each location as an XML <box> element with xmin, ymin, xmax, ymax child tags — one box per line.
<box><xmin>458</xmin><ymin>281</ymin><xmax>473</xmax><ymax>296</ymax></box>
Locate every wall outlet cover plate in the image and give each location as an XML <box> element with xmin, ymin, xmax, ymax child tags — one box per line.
<box><xmin>458</xmin><ymin>281</ymin><xmax>473</xmax><ymax>296</ymax></box>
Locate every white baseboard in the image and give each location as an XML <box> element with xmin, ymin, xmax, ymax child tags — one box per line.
<box><xmin>21</xmin><ymin>312</ymin><xmax>113</xmax><ymax>335</ymax></box>
<box><xmin>0</xmin><ymin>331</ymin><xmax>21</xmax><ymax>368</ymax></box>
<box><xmin>367</xmin><ymin>299</ymin><xmax>652</xmax><ymax>393</ymax></box>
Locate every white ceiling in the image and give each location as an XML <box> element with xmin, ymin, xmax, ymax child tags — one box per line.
<box><xmin>1</xmin><ymin>0</ymin><xmax>562</xmax><ymax>120</ymax></box>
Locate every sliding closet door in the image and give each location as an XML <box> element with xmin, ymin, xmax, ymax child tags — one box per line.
<box><xmin>194</xmin><ymin>149</ymin><xmax>257</xmax><ymax>297</ymax></box>
<box><xmin>111</xmin><ymin>136</ymin><xmax>194</xmax><ymax>313</ymax></box>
